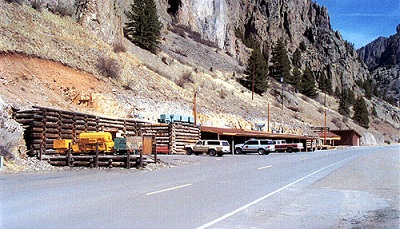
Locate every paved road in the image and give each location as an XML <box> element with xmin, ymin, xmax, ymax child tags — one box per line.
<box><xmin>1</xmin><ymin>146</ymin><xmax>399</xmax><ymax>228</ymax></box>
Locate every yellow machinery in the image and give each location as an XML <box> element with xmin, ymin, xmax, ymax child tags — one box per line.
<box><xmin>53</xmin><ymin>132</ymin><xmax>115</xmax><ymax>154</ymax></box>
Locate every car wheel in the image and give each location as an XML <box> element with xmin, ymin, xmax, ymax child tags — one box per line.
<box><xmin>265</xmin><ymin>151</ymin><xmax>270</xmax><ymax>155</ymax></box>
<box><xmin>235</xmin><ymin>148</ymin><xmax>242</xmax><ymax>154</ymax></box>
<box><xmin>209</xmin><ymin>149</ymin><xmax>217</xmax><ymax>156</ymax></box>
<box><xmin>186</xmin><ymin>148</ymin><xmax>192</xmax><ymax>155</ymax></box>
<box><xmin>287</xmin><ymin>147</ymin><xmax>293</xmax><ymax>153</ymax></box>
<box><xmin>217</xmin><ymin>152</ymin><xmax>223</xmax><ymax>157</ymax></box>
<box><xmin>257</xmin><ymin>149</ymin><xmax>265</xmax><ymax>155</ymax></box>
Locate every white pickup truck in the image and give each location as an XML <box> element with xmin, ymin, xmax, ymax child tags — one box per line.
<box><xmin>273</xmin><ymin>140</ymin><xmax>304</xmax><ymax>153</ymax></box>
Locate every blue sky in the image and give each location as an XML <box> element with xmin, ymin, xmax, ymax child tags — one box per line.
<box><xmin>316</xmin><ymin>0</ymin><xmax>400</xmax><ymax>49</ymax></box>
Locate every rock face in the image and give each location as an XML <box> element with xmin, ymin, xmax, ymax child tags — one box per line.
<box><xmin>166</xmin><ymin>0</ymin><xmax>369</xmax><ymax>93</ymax></box>
<box><xmin>32</xmin><ymin>0</ymin><xmax>370</xmax><ymax>95</ymax></box>
<box><xmin>357</xmin><ymin>25</ymin><xmax>400</xmax><ymax>102</ymax></box>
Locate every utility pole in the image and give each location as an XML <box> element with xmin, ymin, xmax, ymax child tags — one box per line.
<box><xmin>193</xmin><ymin>86</ymin><xmax>200</xmax><ymax>126</ymax></box>
<box><xmin>281</xmin><ymin>76</ymin><xmax>284</xmax><ymax>110</ymax></box>
<box><xmin>252</xmin><ymin>64</ymin><xmax>255</xmax><ymax>101</ymax></box>
<box><xmin>324</xmin><ymin>109</ymin><xmax>327</xmax><ymax>145</ymax></box>
<box><xmin>267</xmin><ymin>102</ymin><xmax>270</xmax><ymax>132</ymax></box>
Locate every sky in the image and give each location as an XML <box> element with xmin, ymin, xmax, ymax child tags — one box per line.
<box><xmin>316</xmin><ymin>0</ymin><xmax>400</xmax><ymax>49</ymax></box>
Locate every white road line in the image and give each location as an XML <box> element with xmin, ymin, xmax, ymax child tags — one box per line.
<box><xmin>257</xmin><ymin>165</ymin><xmax>272</xmax><ymax>170</ymax></box>
<box><xmin>301</xmin><ymin>158</ymin><xmax>308</xmax><ymax>160</ymax></box>
<box><xmin>197</xmin><ymin>158</ymin><xmax>350</xmax><ymax>229</ymax></box>
<box><xmin>146</xmin><ymin>184</ymin><xmax>192</xmax><ymax>196</ymax></box>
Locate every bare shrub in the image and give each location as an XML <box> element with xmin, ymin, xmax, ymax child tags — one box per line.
<box><xmin>122</xmin><ymin>79</ymin><xmax>134</xmax><ymax>90</ymax></box>
<box><xmin>51</xmin><ymin>1</ymin><xmax>73</xmax><ymax>17</ymax></box>
<box><xmin>30</xmin><ymin>0</ymin><xmax>44</xmax><ymax>11</ymax></box>
<box><xmin>218</xmin><ymin>89</ymin><xmax>228</xmax><ymax>99</ymax></box>
<box><xmin>97</xmin><ymin>56</ymin><xmax>120</xmax><ymax>79</ymax></box>
<box><xmin>4</xmin><ymin>0</ymin><xmax>24</xmax><ymax>5</ymax></box>
<box><xmin>176</xmin><ymin>71</ymin><xmax>194</xmax><ymax>88</ymax></box>
<box><xmin>113</xmin><ymin>43</ymin><xmax>126</xmax><ymax>53</ymax></box>
<box><xmin>318</xmin><ymin>107</ymin><xmax>324</xmax><ymax>113</ymax></box>
<box><xmin>292</xmin><ymin>112</ymin><xmax>300</xmax><ymax>119</ymax></box>
<box><xmin>288</xmin><ymin>106</ymin><xmax>301</xmax><ymax>112</ymax></box>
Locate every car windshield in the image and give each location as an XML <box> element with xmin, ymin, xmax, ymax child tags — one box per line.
<box><xmin>222</xmin><ymin>142</ymin><xmax>229</xmax><ymax>146</ymax></box>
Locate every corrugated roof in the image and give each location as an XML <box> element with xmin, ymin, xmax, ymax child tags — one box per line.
<box><xmin>200</xmin><ymin>126</ymin><xmax>317</xmax><ymax>140</ymax></box>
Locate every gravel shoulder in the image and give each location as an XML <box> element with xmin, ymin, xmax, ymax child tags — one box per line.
<box><xmin>312</xmin><ymin>146</ymin><xmax>400</xmax><ymax>228</ymax></box>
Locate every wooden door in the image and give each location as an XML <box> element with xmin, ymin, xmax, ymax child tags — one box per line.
<box><xmin>142</xmin><ymin>135</ymin><xmax>153</xmax><ymax>155</ymax></box>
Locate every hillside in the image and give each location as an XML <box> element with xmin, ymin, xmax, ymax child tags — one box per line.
<box><xmin>0</xmin><ymin>1</ymin><xmax>399</xmax><ymax>171</ymax></box>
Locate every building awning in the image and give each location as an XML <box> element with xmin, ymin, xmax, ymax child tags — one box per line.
<box><xmin>315</xmin><ymin>131</ymin><xmax>341</xmax><ymax>141</ymax></box>
<box><xmin>200</xmin><ymin>126</ymin><xmax>317</xmax><ymax>140</ymax></box>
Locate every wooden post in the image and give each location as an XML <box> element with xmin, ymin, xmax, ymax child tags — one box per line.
<box><xmin>139</xmin><ymin>149</ymin><xmax>143</xmax><ymax>169</ymax></box>
<box><xmin>126</xmin><ymin>150</ymin><xmax>131</xmax><ymax>169</ymax></box>
<box><xmin>67</xmin><ymin>142</ymin><xmax>72</xmax><ymax>167</ymax></box>
<box><xmin>95</xmin><ymin>142</ymin><xmax>99</xmax><ymax>168</ymax></box>
<box><xmin>39</xmin><ymin>143</ymin><xmax>42</xmax><ymax>161</ymax></box>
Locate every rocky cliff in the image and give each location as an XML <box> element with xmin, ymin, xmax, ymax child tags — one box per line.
<box><xmin>37</xmin><ymin>0</ymin><xmax>370</xmax><ymax>95</ymax></box>
<box><xmin>357</xmin><ymin>25</ymin><xmax>400</xmax><ymax>102</ymax></box>
<box><xmin>166</xmin><ymin>0</ymin><xmax>370</xmax><ymax>93</ymax></box>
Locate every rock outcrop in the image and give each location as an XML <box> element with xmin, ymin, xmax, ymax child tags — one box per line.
<box><xmin>34</xmin><ymin>0</ymin><xmax>371</xmax><ymax>96</ymax></box>
<box><xmin>357</xmin><ymin>24</ymin><xmax>400</xmax><ymax>102</ymax></box>
<box><xmin>165</xmin><ymin>0</ymin><xmax>370</xmax><ymax>94</ymax></box>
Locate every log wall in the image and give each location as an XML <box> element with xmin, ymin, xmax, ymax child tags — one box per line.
<box><xmin>13</xmin><ymin>106</ymin><xmax>201</xmax><ymax>157</ymax></box>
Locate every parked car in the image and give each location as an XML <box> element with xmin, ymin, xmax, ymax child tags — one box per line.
<box><xmin>185</xmin><ymin>140</ymin><xmax>230</xmax><ymax>156</ymax></box>
<box><xmin>273</xmin><ymin>140</ymin><xmax>304</xmax><ymax>153</ymax></box>
<box><xmin>234</xmin><ymin>139</ymin><xmax>275</xmax><ymax>155</ymax></box>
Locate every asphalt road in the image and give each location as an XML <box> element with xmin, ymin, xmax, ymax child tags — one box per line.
<box><xmin>1</xmin><ymin>145</ymin><xmax>399</xmax><ymax>228</ymax></box>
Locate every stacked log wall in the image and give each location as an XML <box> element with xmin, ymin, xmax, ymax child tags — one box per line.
<box><xmin>170</xmin><ymin>122</ymin><xmax>200</xmax><ymax>154</ymax></box>
<box><xmin>14</xmin><ymin>107</ymin><xmax>201</xmax><ymax>157</ymax></box>
<box><xmin>138</xmin><ymin>123</ymin><xmax>170</xmax><ymax>153</ymax></box>
<box><xmin>14</xmin><ymin>106</ymin><xmax>144</xmax><ymax>156</ymax></box>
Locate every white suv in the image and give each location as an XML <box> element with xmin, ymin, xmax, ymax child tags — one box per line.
<box><xmin>234</xmin><ymin>139</ymin><xmax>275</xmax><ymax>155</ymax></box>
<box><xmin>185</xmin><ymin>140</ymin><xmax>231</xmax><ymax>156</ymax></box>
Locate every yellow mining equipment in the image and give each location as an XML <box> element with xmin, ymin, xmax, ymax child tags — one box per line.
<box><xmin>75</xmin><ymin>132</ymin><xmax>115</xmax><ymax>153</ymax></box>
<box><xmin>53</xmin><ymin>139</ymin><xmax>74</xmax><ymax>154</ymax></box>
<box><xmin>53</xmin><ymin>132</ymin><xmax>115</xmax><ymax>154</ymax></box>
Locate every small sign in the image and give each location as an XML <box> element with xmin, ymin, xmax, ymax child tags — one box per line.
<box><xmin>126</xmin><ymin>136</ymin><xmax>142</xmax><ymax>150</ymax></box>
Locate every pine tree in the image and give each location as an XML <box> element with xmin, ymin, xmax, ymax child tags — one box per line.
<box><xmin>241</xmin><ymin>47</ymin><xmax>269</xmax><ymax>95</ymax></box>
<box><xmin>292</xmin><ymin>66</ymin><xmax>302</xmax><ymax>92</ymax></box>
<box><xmin>270</xmin><ymin>39</ymin><xmax>292</xmax><ymax>83</ymax></box>
<box><xmin>124</xmin><ymin>0</ymin><xmax>162</xmax><ymax>54</ymax></box>
<box><xmin>299</xmin><ymin>67</ymin><xmax>317</xmax><ymax>98</ymax></box>
<box><xmin>338</xmin><ymin>88</ymin><xmax>350</xmax><ymax>117</ymax></box>
<box><xmin>352</xmin><ymin>96</ymin><xmax>369</xmax><ymax>128</ymax></box>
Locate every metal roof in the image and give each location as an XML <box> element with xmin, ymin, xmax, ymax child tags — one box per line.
<box><xmin>200</xmin><ymin>126</ymin><xmax>317</xmax><ymax>140</ymax></box>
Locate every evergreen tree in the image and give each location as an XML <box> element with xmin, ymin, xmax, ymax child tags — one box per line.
<box><xmin>299</xmin><ymin>67</ymin><xmax>317</xmax><ymax>98</ymax></box>
<box><xmin>318</xmin><ymin>74</ymin><xmax>333</xmax><ymax>95</ymax></box>
<box><xmin>241</xmin><ymin>47</ymin><xmax>269</xmax><ymax>94</ymax></box>
<box><xmin>292</xmin><ymin>48</ymin><xmax>301</xmax><ymax>68</ymax></box>
<box><xmin>352</xmin><ymin>96</ymin><xmax>369</xmax><ymax>128</ymax></box>
<box><xmin>270</xmin><ymin>39</ymin><xmax>292</xmax><ymax>83</ymax></box>
<box><xmin>124</xmin><ymin>0</ymin><xmax>162</xmax><ymax>54</ymax></box>
<box><xmin>292</xmin><ymin>66</ymin><xmax>302</xmax><ymax>92</ymax></box>
<box><xmin>338</xmin><ymin>88</ymin><xmax>350</xmax><ymax>117</ymax></box>
<box><xmin>363</xmin><ymin>79</ymin><xmax>373</xmax><ymax>99</ymax></box>
<box><xmin>347</xmin><ymin>88</ymin><xmax>356</xmax><ymax>105</ymax></box>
